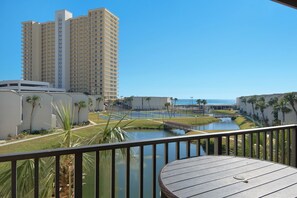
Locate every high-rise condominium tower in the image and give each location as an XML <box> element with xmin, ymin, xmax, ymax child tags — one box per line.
<box><xmin>22</xmin><ymin>8</ymin><xmax>119</xmax><ymax>99</ymax></box>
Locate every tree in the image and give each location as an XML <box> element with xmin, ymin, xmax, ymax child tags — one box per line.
<box><xmin>173</xmin><ymin>98</ymin><xmax>178</xmax><ymax>117</ymax></box>
<box><xmin>26</xmin><ymin>95</ymin><xmax>40</xmax><ymax>133</ymax></box>
<box><xmin>255</xmin><ymin>97</ymin><xmax>268</xmax><ymax>126</ymax></box>
<box><xmin>96</xmin><ymin>97</ymin><xmax>103</xmax><ymax>111</ymax></box>
<box><xmin>279</xmin><ymin>97</ymin><xmax>291</xmax><ymax>125</ymax></box>
<box><xmin>284</xmin><ymin>92</ymin><xmax>297</xmax><ymax>122</ymax></box>
<box><xmin>239</xmin><ymin>96</ymin><xmax>247</xmax><ymax>112</ymax></box>
<box><xmin>146</xmin><ymin>97</ymin><xmax>151</xmax><ymax>110</ymax></box>
<box><xmin>88</xmin><ymin>98</ymin><xmax>93</xmax><ymax>111</ymax></box>
<box><xmin>89</xmin><ymin>114</ymin><xmax>132</xmax><ymax>197</ymax></box>
<box><xmin>201</xmin><ymin>99</ymin><xmax>207</xmax><ymax>115</ymax></box>
<box><xmin>247</xmin><ymin>95</ymin><xmax>257</xmax><ymax>118</ymax></box>
<box><xmin>196</xmin><ymin>99</ymin><xmax>202</xmax><ymax>114</ymax></box>
<box><xmin>164</xmin><ymin>102</ymin><xmax>171</xmax><ymax>118</ymax></box>
<box><xmin>74</xmin><ymin>100</ymin><xmax>87</xmax><ymax>124</ymax></box>
<box><xmin>53</xmin><ymin>103</ymin><xmax>93</xmax><ymax>197</ymax></box>
<box><xmin>268</xmin><ymin>97</ymin><xmax>280</xmax><ymax>126</ymax></box>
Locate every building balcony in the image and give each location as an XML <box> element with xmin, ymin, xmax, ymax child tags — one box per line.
<box><xmin>0</xmin><ymin>124</ymin><xmax>296</xmax><ymax>197</ymax></box>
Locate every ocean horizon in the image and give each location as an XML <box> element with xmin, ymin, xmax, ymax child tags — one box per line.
<box><xmin>175</xmin><ymin>99</ymin><xmax>236</xmax><ymax>105</ymax></box>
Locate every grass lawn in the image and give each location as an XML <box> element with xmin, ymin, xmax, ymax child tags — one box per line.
<box><xmin>235</xmin><ymin>116</ymin><xmax>257</xmax><ymax>129</ymax></box>
<box><xmin>211</xmin><ymin>110</ymin><xmax>237</xmax><ymax>115</ymax></box>
<box><xmin>88</xmin><ymin>112</ymin><xmax>108</xmax><ymax>124</ymax></box>
<box><xmin>0</xmin><ymin>116</ymin><xmax>221</xmax><ymax>155</ymax></box>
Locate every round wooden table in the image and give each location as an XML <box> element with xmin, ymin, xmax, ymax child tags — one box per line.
<box><xmin>159</xmin><ymin>156</ymin><xmax>297</xmax><ymax>198</ymax></box>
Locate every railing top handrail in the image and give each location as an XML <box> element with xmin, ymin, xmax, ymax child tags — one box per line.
<box><xmin>0</xmin><ymin>124</ymin><xmax>296</xmax><ymax>162</ymax></box>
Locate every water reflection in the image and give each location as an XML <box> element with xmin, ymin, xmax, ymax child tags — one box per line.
<box><xmin>193</xmin><ymin>118</ymin><xmax>239</xmax><ymax>131</ymax></box>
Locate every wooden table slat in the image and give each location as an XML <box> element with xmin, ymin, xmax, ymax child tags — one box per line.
<box><xmin>159</xmin><ymin>156</ymin><xmax>297</xmax><ymax>198</ymax></box>
<box><xmin>167</xmin><ymin>160</ymin><xmax>278</xmax><ymax>191</ymax></box>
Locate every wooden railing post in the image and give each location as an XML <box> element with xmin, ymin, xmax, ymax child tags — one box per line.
<box><xmin>292</xmin><ymin>127</ymin><xmax>297</xmax><ymax>168</ymax></box>
<box><xmin>214</xmin><ymin>136</ymin><xmax>222</xmax><ymax>155</ymax></box>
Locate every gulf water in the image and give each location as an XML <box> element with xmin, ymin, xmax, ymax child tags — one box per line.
<box><xmin>175</xmin><ymin>99</ymin><xmax>235</xmax><ymax>105</ymax></box>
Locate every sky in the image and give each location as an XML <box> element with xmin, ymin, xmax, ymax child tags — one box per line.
<box><xmin>0</xmin><ymin>0</ymin><xmax>297</xmax><ymax>100</ymax></box>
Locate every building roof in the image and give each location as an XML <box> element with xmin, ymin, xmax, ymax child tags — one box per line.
<box><xmin>272</xmin><ymin>0</ymin><xmax>297</xmax><ymax>9</ymax></box>
<box><xmin>0</xmin><ymin>80</ymin><xmax>65</xmax><ymax>92</ymax></box>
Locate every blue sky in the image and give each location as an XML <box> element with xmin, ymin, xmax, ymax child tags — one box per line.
<box><xmin>0</xmin><ymin>0</ymin><xmax>296</xmax><ymax>99</ymax></box>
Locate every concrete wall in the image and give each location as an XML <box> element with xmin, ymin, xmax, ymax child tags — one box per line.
<box><xmin>237</xmin><ymin>93</ymin><xmax>297</xmax><ymax>125</ymax></box>
<box><xmin>19</xmin><ymin>92</ymin><xmax>54</xmax><ymax>132</ymax></box>
<box><xmin>131</xmin><ymin>97</ymin><xmax>172</xmax><ymax>110</ymax></box>
<box><xmin>68</xmin><ymin>93</ymin><xmax>89</xmax><ymax>124</ymax></box>
<box><xmin>0</xmin><ymin>90</ymin><xmax>22</xmax><ymax>139</ymax></box>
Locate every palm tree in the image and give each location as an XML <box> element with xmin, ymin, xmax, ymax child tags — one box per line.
<box><xmin>146</xmin><ymin>97</ymin><xmax>151</xmax><ymax>110</ymax></box>
<box><xmin>164</xmin><ymin>102</ymin><xmax>171</xmax><ymax>118</ymax></box>
<box><xmin>268</xmin><ymin>97</ymin><xmax>280</xmax><ymax>126</ymax></box>
<box><xmin>96</xmin><ymin>97</ymin><xmax>103</xmax><ymax>111</ymax></box>
<box><xmin>74</xmin><ymin>100</ymin><xmax>87</xmax><ymax>124</ymax></box>
<box><xmin>89</xmin><ymin>114</ymin><xmax>132</xmax><ymax>197</ymax></box>
<box><xmin>173</xmin><ymin>98</ymin><xmax>178</xmax><ymax>117</ymax></box>
<box><xmin>88</xmin><ymin>98</ymin><xmax>93</xmax><ymax>111</ymax></box>
<box><xmin>0</xmin><ymin>157</ymin><xmax>55</xmax><ymax>197</ymax></box>
<box><xmin>196</xmin><ymin>99</ymin><xmax>202</xmax><ymax>114</ymax></box>
<box><xmin>26</xmin><ymin>95</ymin><xmax>40</xmax><ymax>133</ymax></box>
<box><xmin>279</xmin><ymin>98</ymin><xmax>292</xmax><ymax>125</ymax></box>
<box><xmin>247</xmin><ymin>95</ymin><xmax>257</xmax><ymax>118</ymax></box>
<box><xmin>255</xmin><ymin>97</ymin><xmax>268</xmax><ymax>126</ymax></box>
<box><xmin>239</xmin><ymin>96</ymin><xmax>247</xmax><ymax>112</ymax></box>
<box><xmin>284</xmin><ymin>92</ymin><xmax>297</xmax><ymax>122</ymax></box>
<box><xmin>201</xmin><ymin>99</ymin><xmax>207</xmax><ymax>115</ymax></box>
<box><xmin>53</xmin><ymin>103</ymin><xmax>93</xmax><ymax>197</ymax></box>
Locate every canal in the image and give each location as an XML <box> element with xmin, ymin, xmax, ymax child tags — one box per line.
<box><xmin>83</xmin><ymin>118</ymin><xmax>239</xmax><ymax>197</ymax></box>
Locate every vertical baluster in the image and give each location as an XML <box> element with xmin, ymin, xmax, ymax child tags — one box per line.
<box><xmin>75</xmin><ymin>153</ymin><xmax>83</xmax><ymax>198</ymax></box>
<box><xmin>95</xmin><ymin>151</ymin><xmax>99</xmax><ymax>198</ymax></box>
<box><xmin>34</xmin><ymin>158</ymin><xmax>39</xmax><ymax>198</ymax></box>
<box><xmin>263</xmin><ymin>132</ymin><xmax>267</xmax><ymax>160</ymax></box>
<box><xmin>11</xmin><ymin>160</ymin><xmax>17</xmax><ymax>198</ymax></box>
<box><xmin>111</xmin><ymin>149</ymin><xmax>116</xmax><ymax>198</ymax></box>
<box><xmin>287</xmin><ymin>129</ymin><xmax>291</xmax><ymax>165</ymax></box>
<box><xmin>187</xmin><ymin>140</ymin><xmax>191</xmax><ymax>158</ymax></box>
<box><xmin>293</xmin><ymin>127</ymin><xmax>297</xmax><ymax>167</ymax></box>
<box><xmin>269</xmin><ymin>131</ymin><xmax>273</xmax><ymax>162</ymax></box>
<box><xmin>256</xmin><ymin>132</ymin><xmax>260</xmax><ymax>159</ymax></box>
<box><xmin>196</xmin><ymin>139</ymin><xmax>200</xmax><ymax>157</ymax></box>
<box><xmin>276</xmin><ymin>130</ymin><xmax>279</xmax><ymax>162</ymax></box>
<box><xmin>140</xmin><ymin>146</ymin><xmax>144</xmax><ymax>198</ymax></box>
<box><xmin>126</xmin><ymin>147</ymin><xmax>130</xmax><ymax>198</ymax></box>
<box><xmin>55</xmin><ymin>155</ymin><xmax>60</xmax><ymax>198</ymax></box>
<box><xmin>214</xmin><ymin>136</ymin><xmax>222</xmax><ymax>156</ymax></box>
<box><xmin>242</xmin><ymin>134</ymin><xmax>246</xmax><ymax>157</ymax></box>
<box><xmin>281</xmin><ymin>129</ymin><xmax>285</xmax><ymax>164</ymax></box>
<box><xmin>249</xmin><ymin>133</ymin><xmax>253</xmax><ymax>158</ymax></box>
<box><xmin>164</xmin><ymin>143</ymin><xmax>168</xmax><ymax>164</ymax></box>
<box><xmin>234</xmin><ymin>135</ymin><xmax>238</xmax><ymax>156</ymax></box>
<box><xmin>206</xmin><ymin>138</ymin><xmax>210</xmax><ymax>155</ymax></box>
<box><xmin>152</xmin><ymin>144</ymin><xmax>156</xmax><ymax>198</ymax></box>
<box><xmin>226</xmin><ymin>135</ymin><xmax>230</xmax><ymax>155</ymax></box>
<box><xmin>176</xmin><ymin>141</ymin><xmax>180</xmax><ymax>160</ymax></box>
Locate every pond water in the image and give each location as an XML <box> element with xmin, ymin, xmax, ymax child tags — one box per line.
<box><xmin>83</xmin><ymin>118</ymin><xmax>239</xmax><ymax>197</ymax></box>
<box><xmin>193</xmin><ymin>117</ymin><xmax>240</xmax><ymax>131</ymax></box>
